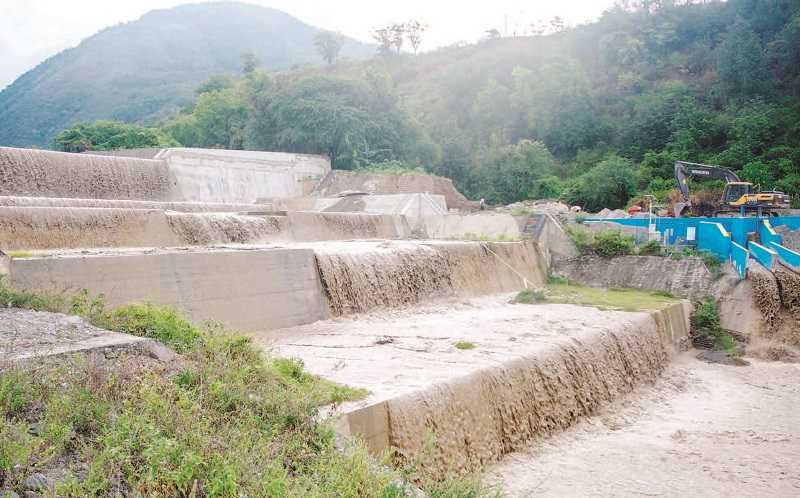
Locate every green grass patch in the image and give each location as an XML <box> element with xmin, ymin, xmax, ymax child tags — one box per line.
<box><xmin>513</xmin><ymin>289</ymin><xmax>548</xmax><ymax>304</ymax></box>
<box><xmin>516</xmin><ymin>281</ymin><xmax>678</xmax><ymax>312</ymax></box>
<box><xmin>453</xmin><ymin>233</ymin><xmax>521</xmax><ymax>242</ymax></box>
<box><xmin>669</xmin><ymin>247</ymin><xmax>723</xmax><ymax>277</ymax></box>
<box><xmin>4</xmin><ymin>250</ymin><xmax>35</xmax><ymax>259</ymax></box>
<box><xmin>453</xmin><ymin>341</ymin><xmax>476</xmax><ymax>350</ymax></box>
<box><xmin>637</xmin><ymin>239</ymin><xmax>663</xmax><ymax>256</ymax></box>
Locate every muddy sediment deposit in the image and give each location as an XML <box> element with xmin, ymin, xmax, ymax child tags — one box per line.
<box><xmin>0</xmin><ymin>147</ymin><xmax>175</xmax><ymax>200</ymax></box>
<box><xmin>315</xmin><ymin>241</ymin><xmax>546</xmax><ymax>316</ymax></box>
<box><xmin>288</xmin><ymin>212</ymin><xmax>410</xmax><ymax>241</ymax></box>
<box><xmin>166</xmin><ymin>212</ymin><xmax>286</xmax><ymax>245</ymax></box>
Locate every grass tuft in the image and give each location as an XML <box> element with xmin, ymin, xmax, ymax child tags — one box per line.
<box><xmin>513</xmin><ymin>289</ymin><xmax>548</xmax><ymax>304</ymax></box>
<box><xmin>453</xmin><ymin>341</ymin><xmax>476</xmax><ymax>350</ymax></box>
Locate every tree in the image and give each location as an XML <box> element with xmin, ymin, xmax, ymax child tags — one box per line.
<box><xmin>717</xmin><ymin>18</ymin><xmax>771</xmax><ymax>99</ymax></box>
<box><xmin>54</xmin><ymin>121</ymin><xmax>177</xmax><ymax>152</ymax></box>
<box><xmin>405</xmin><ymin>20</ymin><xmax>427</xmax><ymax>54</ymax></box>
<box><xmin>240</xmin><ymin>51</ymin><xmax>260</xmax><ymax>74</ymax></box>
<box><xmin>245</xmin><ymin>76</ymin><xmax>433</xmax><ymax>169</ymax></box>
<box><xmin>563</xmin><ymin>155</ymin><xmax>638</xmax><ymax>211</ymax></box>
<box><xmin>314</xmin><ymin>31</ymin><xmax>345</xmax><ymax>64</ymax></box>
<box><xmin>371</xmin><ymin>26</ymin><xmax>395</xmax><ymax>56</ymax></box>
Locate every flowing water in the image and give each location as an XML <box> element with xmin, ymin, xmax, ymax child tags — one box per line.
<box><xmin>0</xmin><ymin>147</ymin><xmax>175</xmax><ymax>200</ymax></box>
<box><xmin>0</xmin><ymin>195</ymin><xmax>270</xmax><ymax>212</ymax></box>
<box><xmin>314</xmin><ymin>241</ymin><xmax>546</xmax><ymax>316</ymax></box>
<box><xmin>166</xmin><ymin>212</ymin><xmax>287</xmax><ymax>245</ymax></box>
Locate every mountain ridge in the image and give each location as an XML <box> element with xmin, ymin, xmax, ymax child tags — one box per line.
<box><xmin>0</xmin><ymin>2</ymin><xmax>374</xmax><ymax>147</ymax></box>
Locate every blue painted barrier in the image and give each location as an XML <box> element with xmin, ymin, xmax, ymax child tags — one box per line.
<box><xmin>748</xmin><ymin>241</ymin><xmax>777</xmax><ymax>270</ymax></box>
<box><xmin>587</xmin><ymin>216</ymin><xmax>800</xmax><ymax>248</ymax></box>
<box><xmin>770</xmin><ymin>242</ymin><xmax>800</xmax><ymax>270</ymax></box>
<box><xmin>758</xmin><ymin>220</ymin><xmax>783</xmax><ymax>246</ymax></box>
<box><xmin>697</xmin><ymin>222</ymin><xmax>731</xmax><ymax>261</ymax></box>
<box><xmin>730</xmin><ymin>242</ymin><xmax>748</xmax><ymax>279</ymax></box>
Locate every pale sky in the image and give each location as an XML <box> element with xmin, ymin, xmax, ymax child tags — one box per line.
<box><xmin>0</xmin><ymin>0</ymin><xmax>616</xmax><ymax>90</ymax></box>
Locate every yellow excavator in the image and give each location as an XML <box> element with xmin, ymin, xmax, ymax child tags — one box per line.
<box><xmin>673</xmin><ymin>161</ymin><xmax>791</xmax><ymax>217</ymax></box>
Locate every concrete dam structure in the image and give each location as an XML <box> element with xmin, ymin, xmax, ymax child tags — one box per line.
<box><xmin>1</xmin><ymin>145</ymin><xmax>717</xmax><ymax>493</ymax></box>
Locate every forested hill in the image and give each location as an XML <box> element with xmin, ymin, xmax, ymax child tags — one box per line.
<box><xmin>0</xmin><ymin>2</ymin><xmax>373</xmax><ymax>147</ymax></box>
<box><xmin>51</xmin><ymin>0</ymin><xmax>800</xmax><ymax>211</ymax></box>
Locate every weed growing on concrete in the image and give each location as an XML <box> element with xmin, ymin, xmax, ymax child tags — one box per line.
<box><xmin>566</xmin><ymin>228</ymin><xmax>634</xmax><ymax>257</ymax></box>
<box><xmin>637</xmin><ymin>240</ymin><xmax>663</xmax><ymax>256</ymax></box>
<box><xmin>575</xmin><ymin>214</ymin><xmax>586</xmax><ymax>224</ymax></box>
<box><xmin>514</xmin><ymin>289</ymin><xmax>548</xmax><ymax>304</ymax></box>
<box><xmin>454</xmin><ymin>341</ymin><xmax>476</xmax><ymax>350</ymax></box>
<box><xmin>690</xmin><ymin>296</ymin><xmax>740</xmax><ymax>355</ymax></box>
<box><xmin>670</xmin><ymin>247</ymin><xmax>723</xmax><ymax>277</ymax></box>
<box><xmin>547</xmin><ymin>275</ymin><xmax>570</xmax><ymax>285</ymax></box>
<box><xmin>4</xmin><ymin>250</ymin><xmax>34</xmax><ymax>259</ymax></box>
<box><xmin>0</xmin><ymin>276</ymin><xmax>66</xmax><ymax>312</ymax></box>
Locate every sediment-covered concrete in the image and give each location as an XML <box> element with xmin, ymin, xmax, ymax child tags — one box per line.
<box><xmin>259</xmin><ymin>296</ymin><xmax>690</xmax><ymax>471</ymax></box>
<box><xmin>8</xmin><ymin>247</ymin><xmax>330</xmax><ymax>331</ymax></box>
<box><xmin>415</xmin><ymin>213</ymin><xmax>521</xmax><ymax>239</ymax></box>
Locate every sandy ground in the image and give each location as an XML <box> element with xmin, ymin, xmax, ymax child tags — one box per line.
<box><xmin>488</xmin><ymin>354</ymin><xmax>800</xmax><ymax>497</ymax></box>
<box><xmin>253</xmin><ymin>294</ymin><xmax>681</xmax><ymax>408</ymax></box>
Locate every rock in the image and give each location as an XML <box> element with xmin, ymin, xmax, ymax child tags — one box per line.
<box><xmin>22</xmin><ymin>473</ymin><xmax>48</xmax><ymax>492</ymax></box>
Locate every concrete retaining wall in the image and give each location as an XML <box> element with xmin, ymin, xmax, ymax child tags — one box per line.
<box><xmin>417</xmin><ymin>213</ymin><xmax>521</xmax><ymax>239</ymax></box>
<box><xmin>554</xmin><ymin>255</ymin><xmax>715</xmax><ymax>300</ymax></box>
<box><xmin>158</xmin><ymin>148</ymin><xmax>329</xmax><ymax>203</ymax></box>
<box><xmin>9</xmin><ymin>248</ymin><xmax>330</xmax><ymax>331</ymax></box>
<box><xmin>287</xmin><ymin>211</ymin><xmax>411</xmax><ymax>241</ymax></box>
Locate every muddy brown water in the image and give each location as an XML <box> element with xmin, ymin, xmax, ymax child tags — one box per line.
<box><xmin>0</xmin><ymin>147</ymin><xmax>175</xmax><ymax>200</ymax></box>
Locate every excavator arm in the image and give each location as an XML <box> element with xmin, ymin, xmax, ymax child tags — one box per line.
<box><xmin>673</xmin><ymin>161</ymin><xmax>742</xmax><ymax>217</ymax></box>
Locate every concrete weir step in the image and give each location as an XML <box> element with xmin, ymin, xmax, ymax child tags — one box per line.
<box><xmin>5</xmin><ymin>240</ymin><xmax>547</xmax><ymax>332</ymax></box>
<box><xmin>258</xmin><ymin>297</ymin><xmax>691</xmax><ymax>475</ymax></box>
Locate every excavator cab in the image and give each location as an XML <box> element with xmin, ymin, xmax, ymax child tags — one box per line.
<box><xmin>722</xmin><ymin>182</ymin><xmax>755</xmax><ymax>205</ymax></box>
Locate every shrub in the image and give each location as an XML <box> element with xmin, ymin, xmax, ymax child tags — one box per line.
<box><xmin>91</xmin><ymin>303</ymin><xmax>202</xmax><ymax>353</ymax></box>
<box><xmin>453</xmin><ymin>341</ymin><xmax>476</xmax><ymax>350</ymax></box>
<box><xmin>514</xmin><ymin>289</ymin><xmax>547</xmax><ymax>304</ymax></box>
<box><xmin>638</xmin><ymin>239</ymin><xmax>663</xmax><ymax>256</ymax></box>
<box><xmin>592</xmin><ymin>230</ymin><xmax>634</xmax><ymax>257</ymax></box>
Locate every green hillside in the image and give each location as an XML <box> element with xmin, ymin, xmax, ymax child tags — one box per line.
<box><xmin>0</xmin><ymin>2</ymin><xmax>373</xmax><ymax>147</ymax></box>
<box><xmin>50</xmin><ymin>0</ymin><xmax>800</xmax><ymax>210</ymax></box>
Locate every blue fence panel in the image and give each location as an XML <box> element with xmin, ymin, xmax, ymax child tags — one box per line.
<box><xmin>748</xmin><ymin>241</ymin><xmax>777</xmax><ymax>270</ymax></box>
<box><xmin>586</xmin><ymin>216</ymin><xmax>800</xmax><ymax>248</ymax></box>
<box><xmin>772</xmin><ymin>216</ymin><xmax>800</xmax><ymax>231</ymax></box>
<box><xmin>770</xmin><ymin>242</ymin><xmax>800</xmax><ymax>270</ymax></box>
<box><xmin>730</xmin><ymin>241</ymin><xmax>748</xmax><ymax>279</ymax></box>
<box><xmin>758</xmin><ymin>220</ymin><xmax>783</xmax><ymax>246</ymax></box>
<box><xmin>697</xmin><ymin>221</ymin><xmax>731</xmax><ymax>261</ymax></box>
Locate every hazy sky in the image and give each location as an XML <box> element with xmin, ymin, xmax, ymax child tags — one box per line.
<box><xmin>0</xmin><ymin>0</ymin><xmax>616</xmax><ymax>89</ymax></box>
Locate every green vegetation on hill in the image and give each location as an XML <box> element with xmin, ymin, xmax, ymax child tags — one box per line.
<box><xmin>146</xmin><ymin>0</ymin><xmax>799</xmax><ymax>210</ymax></box>
<box><xmin>0</xmin><ymin>2</ymin><xmax>373</xmax><ymax>148</ymax></box>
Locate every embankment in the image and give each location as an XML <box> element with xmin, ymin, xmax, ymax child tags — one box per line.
<box><xmin>554</xmin><ymin>255</ymin><xmax>715</xmax><ymax>299</ymax></box>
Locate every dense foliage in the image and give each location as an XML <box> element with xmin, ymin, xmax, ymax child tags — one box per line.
<box><xmin>43</xmin><ymin>0</ymin><xmax>800</xmax><ymax>210</ymax></box>
<box><xmin>53</xmin><ymin>121</ymin><xmax>177</xmax><ymax>152</ymax></box>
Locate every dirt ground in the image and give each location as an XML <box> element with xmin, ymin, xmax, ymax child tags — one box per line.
<box><xmin>488</xmin><ymin>353</ymin><xmax>800</xmax><ymax>497</ymax></box>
